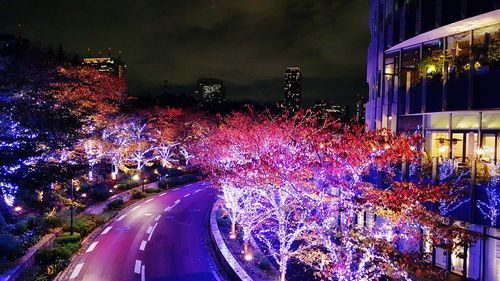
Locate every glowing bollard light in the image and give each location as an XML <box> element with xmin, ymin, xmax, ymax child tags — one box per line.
<box><xmin>229</xmin><ymin>232</ymin><xmax>237</xmax><ymax>240</ymax></box>
<box><xmin>14</xmin><ymin>206</ymin><xmax>22</xmax><ymax>212</ymax></box>
<box><xmin>244</xmin><ymin>252</ymin><xmax>253</xmax><ymax>261</ymax></box>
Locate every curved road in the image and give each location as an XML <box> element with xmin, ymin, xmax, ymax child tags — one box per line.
<box><xmin>64</xmin><ymin>182</ymin><xmax>222</xmax><ymax>281</ymax></box>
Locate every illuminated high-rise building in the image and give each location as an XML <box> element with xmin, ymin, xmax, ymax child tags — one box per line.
<box><xmin>195</xmin><ymin>78</ymin><xmax>225</xmax><ymax>106</ymax></box>
<box><xmin>82</xmin><ymin>56</ymin><xmax>127</xmax><ymax>78</ymax></box>
<box><xmin>282</xmin><ymin>67</ymin><xmax>302</xmax><ymax>112</ymax></box>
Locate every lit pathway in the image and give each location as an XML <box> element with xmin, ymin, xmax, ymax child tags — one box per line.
<box><xmin>64</xmin><ymin>181</ymin><xmax>221</xmax><ymax>281</ymax></box>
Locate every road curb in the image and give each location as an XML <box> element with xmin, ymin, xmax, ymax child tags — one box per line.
<box><xmin>209</xmin><ymin>199</ymin><xmax>253</xmax><ymax>281</ymax></box>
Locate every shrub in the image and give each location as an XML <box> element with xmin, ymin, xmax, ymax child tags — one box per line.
<box><xmin>158</xmin><ymin>180</ymin><xmax>170</xmax><ymax>189</ymax></box>
<box><xmin>107</xmin><ymin>199</ymin><xmax>124</xmax><ymax>210</ymax></box>
<box><xmin>132</xmin><ymin>190</ymin><xmax>146</xmax><ymax>199</ymax></box>
<box><xmin>0</xmin><ymin>233</ymin><xmax>21</xmax><ymax>260</ymax></box>
<box><xmin>66</xmin><ymin>215</ymin><xmax>97</xmax><ymax>237</ymax></box>
<box><xmin>60</xmin><ymin>241</ymin><xmax>81</xmax><ymax>254</ymax></box>
<box><xmin>115</xmin><ymin>183</ymin><xmax>128</xmax><ymax>191</ymax></box>
<box><xmin>90</xmin><ymin>183</ymin><xmax>111</xmax><ymax>202</ymax></box>
<box><xmin>44</xmin><ymin>215</ymin><xmax>63</xmax><ymax>229</ymax></box>
<box><xmin>144</xmin><ymin>188</ymin><xmax>160</xmax><ymax>194</ymax></box>
<box><xmin>55</xmin><ymin>232</ymin><xmax>81</xmax><ymax>244</ymax></box>
<box><xmin>35</xmin><ymin>245</ymin><xmax>71</xmax><ymax>266</ymax></box>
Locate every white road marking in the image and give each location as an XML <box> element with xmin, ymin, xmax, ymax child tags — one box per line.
<box><xmin>116</xmin><ymin>214</ymin><xmax>126</xmax><ymax>221</ymax></box>
<box><xmin>193</xmin><ymin>189</ymin><xmax>202</xmax><ymax>194</ymax></box>
<box><xmin>139</xmin><ymin>240</ymin><xmax>147</xmax><ymax>251</ymax></box>
<box><xmin>141</xmin><ymin>265</ymin><xmax>146</xmax><ymax>281</ymax></box>
<box><xmin>69</xmin><ymin>263</ymin><xmax>84</xmax><ymax>279</ymax></box>
<box><xmin>154</xmin><ymin>215</ymin><xmax>161</xmax><ymax>221</ymax></box>
<box><xmin>184</xmin><ymin>193</ymin><xmax>191</xmax><ymax>198</ymax></box>
<box><xmin>134</xmin><ymin>260</ymin><xmax>142</xmax><ymax>274</ymax></box>
<box><xmin>86</xmin><ymin>242</ymin><xmax>99</xmax><ymax>253</ymax></box>
<box><xmin>172</xmin><ymin>188</ymin><xmax>180</xmax><ymax>191</ymax></box>
<box><xmin>159</xmin><ymin>192</ymin><xmax>166</xmax><ymax>196</ymax></box>
<box><xmin>146</xmin><ymin>226</ymin><xmax>153</xmax><ymax>234</ymax></box>
<box><xmin>144</xmin><ymin>213</ymin><xmax>152</xmax><ymax>216</ymax></box>
<box><xmin>145</xmin><ymin>198</ymin><xmax>153</xmax><ymax>202</ymax></box>
<box><xmin>147</xmin><ymin>223</ymin><xmax>158</xmax><ymax>241</ymax></box>
<box><xmin>164</xmin><ymin>206</ymin><xmax>171</xmax><ymax>212</ymax></box>
<box><xmin>174</xmin><ymin>199</ymin><xmax>181</xmax><ymax>204</ymax></box>
<box><xmin>131</xmin><ymin>205</ymin><xmax>141</xmax><ymax>211</ymax></box>
<box><xmin>102</xmin><ymin>226</ymin><xmax>112</xmax><ymax>234</ymax></box>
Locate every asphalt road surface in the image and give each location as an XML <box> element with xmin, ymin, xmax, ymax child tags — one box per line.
<box><xmin>64</xmin><ymin>182</ymin><xmax>222</xmax><ymax>281</ymax></box>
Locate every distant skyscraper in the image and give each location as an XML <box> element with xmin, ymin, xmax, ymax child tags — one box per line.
<box><xmin>355</xmin><ymin>94</ymin><xmax>367</xmax><ymax>125</ymax></box>
<box><xmin>82</xmin><ymin>57</ymin><xmax>127</xmax><ymax>78</ymax></box>
<box><xmin>312</xmin><ymin>100</ymin><xmax>349</xmax><ymax>123</ymax></box>
<box><xmin>195</xmin><ymin>78</ymin><xmax>225</xmax><ymax>106</ymax></box>
<box><xmin>283</xmin><ymin>67</ymin><xmax>302</xmax><ymax>112</ymax></box>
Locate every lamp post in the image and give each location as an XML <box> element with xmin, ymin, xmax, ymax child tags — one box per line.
<box><xmin>70</xmin><ymin>179</ymin><xmax>75</xmax><ymax>236</ymax></box>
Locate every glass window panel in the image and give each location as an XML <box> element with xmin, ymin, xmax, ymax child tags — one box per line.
<box><xmin>452</xmin><ymin>114</ymin><xmax>479</xmax><ymax>129</ymax></box>
<box><xmin>482</xmin><ymin>112</ymin><xmax>500</xmax><ymax>129</ymax></box>
<box><xmin>427</xmin><ymin>132</ymin><xmax>450</xmax><ymax>158</ymax></box>
<box><xmin>480</xmin><ymin>134</ymin><xmax>496</xmax><ymax>163</ymax></box>
<box><xmin>452</xmin><ymin>133</ymin><xmax>464</xmax><ymax>160</ymax></box>
<box><xmin>426</xmin><ymin>114</ymin><xmax>449</xmax><ymax>129</ymax></box>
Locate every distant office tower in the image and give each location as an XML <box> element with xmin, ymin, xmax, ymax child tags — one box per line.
<box><xmin>195</xmin><ymin>78</ymin><xmax>225</xmax><ymax>106</ymax></box>
<box><xmin>355</xmin><ymin>94</ymin><xmax>367</xmax><ymax>125</ymax></box>
<box><xmin>283</xmin><ymin>67</ymin><xmax>302</xmax><ymax>112</ymax></box>
<box><xmin>82</xmin><ymin>57</ymin><xmax>127</xmax><ymax>78</ymax></box>
<box><xmin>312</xmin><ymin>100</ymin><xmax>349</xmax><ymax>122</ymax></box>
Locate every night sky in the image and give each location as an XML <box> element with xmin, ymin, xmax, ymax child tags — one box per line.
<box><xmin>0</xmin><ymin>0</ymin><xmax>369</xmax><ymax>106</ymax></box>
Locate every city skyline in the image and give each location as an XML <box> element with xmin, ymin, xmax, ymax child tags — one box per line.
<box><xmin>0</xmin><ymin>0</ymin><xmax>369</xmax><ymax>106</ymax></box>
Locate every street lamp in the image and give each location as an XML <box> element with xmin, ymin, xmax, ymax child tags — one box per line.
<box><xmin>13</xmin><ymin>206</ymin><xmax>22</xmax><ymax>212</ymax></box>
<box><xmin>132</xmin><ymin>173</ymin><xmax>144</xmax><ymax>192</ymax></box>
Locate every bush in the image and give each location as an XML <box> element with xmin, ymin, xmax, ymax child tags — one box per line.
<box><xmin>90</xmin><ymin>183</ymin><xmax>111</xmax><ymax>202</ymax></box>
<box><xmin>0</xmin><ymin>233</ymin><xmax>21</xmax><ymax>260</ymax></box>
<box><xmin>144</xmin><ymin>188</ymin><xmax>160</xmax><ymax>194</ymax></box>
<box><xmin>132</xmin><ymin>190</ymin><xmax>146</xmax><ymax>199</ymax></box>
<box><xmin>107</xmin><ymin>199</ymin><xmax>124</xmax><ymax>210</ymax></box>
<box><xmin>158</xmin><ymin>180</ymin><xmax>170</xmax><ymax>189</ymax></box>
<box><xmin>35</xmin><ymin>245</ymin><xmax>71</xmax><ymax>266</ymax></box>
<box><xmin>66</xmin><ymin>214</ymin><xmax>97</xmax><ymax>237</ymax></box>
<box><xmin>45</xmin><ymin>215</ymin><xmax>63</xmax><ymax>229</ymax></box>
<box><xmin>60</xmin><ymin>241</ymin><xmax>81</xmax><ymax>254</ymax></box>
<box><xmin>55</xmin><ymin>232</ymin><xmax>81</xmax><ymax>244</ymax></box>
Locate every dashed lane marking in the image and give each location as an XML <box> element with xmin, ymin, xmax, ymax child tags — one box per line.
<box><xmin>145</xmin><ymin>198</ymin><xmax>154</xmax><ymax>203</ymax></box>
<box><xmin>154</xmin><ymin>215</ymin><xmax>161</xmax><ymax>222</ymax></box>
<box><xmin>146</xmin><ymin>226</ymin><xmax>153</xmax><ymax>234</ymax></box>
<box><xmin>116</xmin><ymin>214</ymin><xmax>126</xmax><ymax>221</ymax></box>
<box><xmin>130</xmin><ymin>205</ymin><xmax>141</xmax><ymax>211</ymax></box>
<box><xmin>86</xmin><ymin>242</ymin><xmax>99</xmax><ymax>253</ymax></box>
<box><xmin>134</xmin><ymin>260</ymin><xmax>142</xmax><ymax>274</ymax></box>
<box><xmin>139</xmin><ymin>240</ymin><xmax>147</xmax><ymax>251</ymax></box>
<box><xmin>141</xmin><ymin>265</ymin><xmax>146</xmax><ymax>281</ymax></box>
<box><xmin>184</xmin><ymin>193</ymin><xmax>191</xmax><ymax>198</ymax></box>
<box><xmin>69</xmin><ymin>263</ymin><xmax>84</xmax><ymax>280</ymax></box>
<box><xmin>147</xmin><ymin>223</ymin><xmax>158</xmax><ymax>241</ymax></box>
<box><xmin>101</xmin><ymin>226</ymin><xmax>112</xmax><ymax>234</ymax></box>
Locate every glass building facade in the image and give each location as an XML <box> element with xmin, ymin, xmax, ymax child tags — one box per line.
<box><xmin>367</xmin><ymin>2</ymin><xmax>500</xmax><ymax>280</ymax></box>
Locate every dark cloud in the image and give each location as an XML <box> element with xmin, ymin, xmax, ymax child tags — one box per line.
<box><xmin>0</xmin><ymin>0</ymin><xmax>369</xmax><ymax>105</ymax></box>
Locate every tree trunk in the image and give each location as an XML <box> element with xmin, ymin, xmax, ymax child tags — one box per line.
<box><xmin>279</xmin><ymin>271</ymin><xmax>286</xmax><ymax>281</ymax></box>
<box><xmin>231</xmin><ymin>221</ymin><xmax>236</xmax><ymax>237</ymax></box>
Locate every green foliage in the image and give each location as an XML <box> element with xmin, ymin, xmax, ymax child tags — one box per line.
<box><xmin>44</xmin><ymin>214</ymin><xmax>64</xmax><ymax>229</ymax></box>
<box><xmin>89</xmin><ymin>183</ymin><xmax>111</xmax><ymax>202</ymax></box>
<box><xmin>144</xmin><ymin>188</ymin><xmax>160</xmax><ymax>194</ymax></box>
<box><xmin>116</xmin><ymin>179</ymin><xmax>139</xmax><ymax>190</ymax></box>
<box><xmin>55</xmin><ymin>232</ymin><xmax>81</xmax><ymax>244</ymax></box>
<box><xmin>132</xmin><ymin>190</ymin><xmax>146</xmax><ymax>199</ymax></box>
<box><xmin>66</xmin><ymin>214</ymin><xmax>97</xmax><ymax>237</ymax></box>
<box><xmin>107</xmin><ymin>199</ymin><xmax>125</xmax><ymax>210</ymax></box>
<box><xmin>35</xmin><ymin>245</ymin><xmax>72</xmax><ymax>266</ymax></box>
<box><xmin>0</xmin><ymin>233</ymin><xmax>21</xmax><ymax>260</ymax></box>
